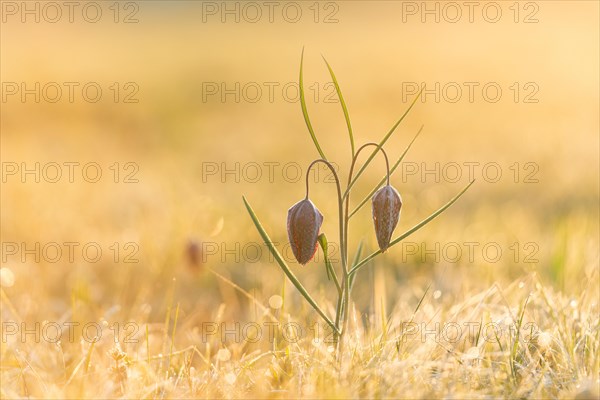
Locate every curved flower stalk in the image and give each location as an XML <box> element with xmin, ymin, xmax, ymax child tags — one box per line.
<box><xmin>242</xmin><ymin>49</ymin><xmax>474</xmax><ymax>350</ymax></box>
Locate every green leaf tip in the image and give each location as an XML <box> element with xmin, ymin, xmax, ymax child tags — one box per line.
<box><xmin>300</xmin><ymin>48</ymin><xmax>327</xmax><ymax>160</ymax></box>
<box><xmin>345</xmin><ymin>87</ymin><xmax>424</xmax><ymax>198</ymax></box>
<box><xmin>322</xmin><ymin>55</ymin><xmax>354</xmax><ymax>157</ymax></box>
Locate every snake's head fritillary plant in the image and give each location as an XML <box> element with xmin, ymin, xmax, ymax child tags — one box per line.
<box><xmin>372</xmin><ymin>185</ymin><xmax>402</xmax><ymax>252</ymax></box>
<box><xmin>242</xmin><ymin>49</ymin><xmax>474</xmax><ymax>348</ymax></box>
<box><xmin>287</xmin><ymin>199</ymin><xmax>324</xmax><ymax>265</ymax></box>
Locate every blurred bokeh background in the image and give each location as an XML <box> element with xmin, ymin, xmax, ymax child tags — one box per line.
<box><xmin>1</xmin><ymin>1</ymin><xmax>598</xmax><ymax>396</ymax></box>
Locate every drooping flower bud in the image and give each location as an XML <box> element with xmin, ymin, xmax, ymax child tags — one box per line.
<box><xmin>185</xmin><ymin>239</ymin><xmax>203</xmax><ymax>271</ymax></box>
<box><xmin>372</xmin><ymin>185</ymin><xmax>402</xmax><ymax>252</ymax></box>
<box><xmin>287</xmin><ymin>199</ymin><xmax>323</xmax><ymax>265</ymax></box>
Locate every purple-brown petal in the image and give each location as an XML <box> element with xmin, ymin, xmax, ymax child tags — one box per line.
<box><xmin>287</xmin><ymin>199</ymin><xmax>323</xmax><ymax>265</ymax></box>
<box><xmin>372</xmin><ymin>185</ymin><xmax>402</xmax><ymax>252</ymax></box>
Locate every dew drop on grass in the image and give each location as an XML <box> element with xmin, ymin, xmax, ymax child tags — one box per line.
<box><xmin>224</xmin><ymin>372</ymin><xmax>236</xmax><ymax>384</ymax></box>
<box><xmin>217</xmin><ymin>348</ymin><xmax>231</xmax><ymax>362</ymax></box>
<box><xmin>433</xmin><ymin>290</ymin><xmax>441</xmax><ymax>300</ymax></box>
<box><xmin>269</xmin><ymin>295</ymin><xmax>283</xmax><ymax>309</ymax></box>
<box><xmin>303</xmin><ymin>384</ymin><xmax>316</xmax><ymax>395</ymax></box>
<box><xmin>570</xmin><ymin>299</ymin><xmax>578</xmax><ymax>308</ymax></box>
<box><xmin>210</xmin><ymin>217</ymin><xmax>225</xmax><ymax>237</ymax></box>
<box><xmin>0</xmin><ymin>267</ymin><xmax>15</xmax><ymax>287</ymax></box>
<box><xmin>537</xmin><ymin>331</ymin><xmax>552</xmax><ymax>349</ymax></box>
<box><xmin>462</xmin><ymin>346</ymin><xmax>479</xmax><ymax>361</ymax></box>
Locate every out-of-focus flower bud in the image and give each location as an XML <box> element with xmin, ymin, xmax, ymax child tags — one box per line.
<box><xmin>185</xmin><ymin>239</ymin><xmax>203</xmax><ymax>270</ymax></box>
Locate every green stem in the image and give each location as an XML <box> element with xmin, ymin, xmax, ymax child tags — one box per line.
<box><xmin>305</xmin><ymin>159</ymin><xmax>347</xmax><ymax>338</ymax></box>
<box><xmin>305</xmin><ymin>160</ymin><xmax>346</xmax><ymax>270</ymax></box>
<box><xmin>333</xmin><ymin>288</ymin><xmax>343</xmax><ymax>343</ymax></box>
<box><xmin>340</xmin><ymin>143</ymin><xmax>392</xmax><ymax>342</ymax></box>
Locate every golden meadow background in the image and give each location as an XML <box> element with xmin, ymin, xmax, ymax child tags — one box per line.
<box><xmin>1</xmin><ymin>1</ymin><xmax>599</xmax><ymax>398</ymax></box>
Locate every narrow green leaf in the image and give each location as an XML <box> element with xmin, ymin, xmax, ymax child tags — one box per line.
<box><xmin>344</xmin><ymin>87</ymin><xmax>423</xmax><ymax>199</ymax></box>
<box><xmin>349</xmin><ymin>125</ymin><xmax>424</xmax><ymax>218</ymax></box>
<box><xmin>242</xmin><ymin>196</ymin><xmax>339</xmax><ymax>333</ymax></box>
<box><xmin>349</xmin><ymin>240</ymin><xmax>364</xmax><ymax>291</ymax></box>
<box><xmin>348</xmin><ymin>179</ymin><xmax>475</xmax><ymax>277</ymax></box>
<box><xmin>299</xmin><ymin>48</ymin><xmax>327</xmax><ymax>160</ymax></box>
<box><xmin>413</xmin><ymin>283</ymin><xmax>431</xmax><ymax>314</ymax></box>
<box><xmin>493</xmin><ymin>326</ymin><xmax>504</xmax><ymax>353</ymax></box>
<box><xmin>351</xmin><ymin>240</ymin><xmax>364</xmax><ymax>268</ymax></box>
<box><xmin>322</xmin><ymin>56</ymin><xmax>354</xmax><ymax>156</ymax></box>
<box><xmin>318</xmin><ymin>233</ymin><xmax>341</xmax><ymax>294</ymax></box>
<box><xmin>395</xmin><ymin>283</ymin><xmax>430</xmax><ymax>353</ymax></box>
<box><xmin>318</xmin><ymin>233</ymin><xmax>332</xmax><ymax>281</ymax></box>
<box><xmin>475</xmin><ymin>316</ymin><xmax>483</xmax><ymax>347</ymax></box>
<box><xmin>510</xmin><ymin>294</ymin><xmax>530</xmax><ymax>382</ymax></box>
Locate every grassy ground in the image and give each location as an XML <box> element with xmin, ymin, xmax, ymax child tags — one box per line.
<box><xmin>1</xmin><ymin>1</ymin><xmax>599</xmax><ymax>398</ymax></box>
